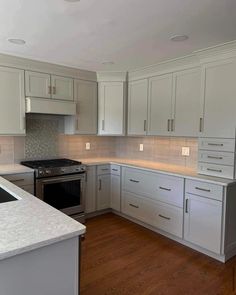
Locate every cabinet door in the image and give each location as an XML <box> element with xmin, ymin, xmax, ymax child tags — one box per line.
<box><xmin>97</xmin><ymin>174</ymin><xmax>111</xmax><ymax>210</ymax></box>
<box><xmin>0</xmin><ymin>67</ymin><xmax>25</xmax><ymax>135</ymax></box>
<box><xmin>201</xmin><ymin>60</ymin><xmax>236</xmax><ymax>138</ymax></box>
<box><xmin>85</xmin><ymin>166</ymin><xmax>96</xmax><ymax>213</ymax></box>
<box><xmin>25</xmin><ymin>71</ymin><xmax>51</xmax><ymax>98</ymax></box>
<box><xmin>98</xmin><ymin>82</ymin><xmax>125</xmax><ymax>135</ymax></box>
<box><xmin>172</xmin><ymin>68</ymin><xmax>201</xmax><ymax>136</ymax></box>
<box><xmin>51</xmin><ymin>75</ymin><xmax>73</xmax><ymax>101</ymax></box>
<box><xmin>184</xmin><ymin>194</ymin><xmax>222</xmax><ymax>254</ymax></box>
<box><xmin>128</xmin><ymin>79</ymin><xmax>148</xmax><ymax>135</ymax></box>
<box><xmin>74</xmin><ymin>80</ymin><xmax>97</xmax><ymax>134</ymax></box>
<box><xmin>148</xmin><ymin>74</ymin><xmax>173</xmax><ymax>136</ymax></box>
<box><xmin>111</xmin><ymin>174</ymin><xmax>121</xmax><ymax>211</ymax></box>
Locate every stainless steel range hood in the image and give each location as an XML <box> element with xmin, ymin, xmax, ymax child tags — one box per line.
<box><xmin>26</xmin><ymin>97</ymin><xmax>76</xmax><ymax>116</ymax></box>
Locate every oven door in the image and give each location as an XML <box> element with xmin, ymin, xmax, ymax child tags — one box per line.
<box><xmin>36</xmin><ymin>174</ymin><xmax>85</xmax><ymax>216</ymax></box>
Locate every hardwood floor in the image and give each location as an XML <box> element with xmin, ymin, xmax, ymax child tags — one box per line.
<box><xmin>81</xmin><ymin>213</ymin><xmax>236</xmax><ymax>295</ymax></box>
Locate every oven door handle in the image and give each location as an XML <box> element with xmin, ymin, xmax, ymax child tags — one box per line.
<box><xmin>37</xmin><ymin>174</ymin><xmax>85</xmax><ymax>185</ymax></box>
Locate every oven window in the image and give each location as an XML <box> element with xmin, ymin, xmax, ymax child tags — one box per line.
<box><xmin>43</xmin><ymin>179</ymin><xmax>81</xmax><ymax>210</ymax></box>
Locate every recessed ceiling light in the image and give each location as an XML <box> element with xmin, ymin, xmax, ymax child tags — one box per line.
<box><xmin>64</xmin><ymin>0</ymin><xmax>80</xmax><ymax>2</ymax></box>
<box><xmin>102</xmin><ymin>61</ymin><xmax>115</xmax><ymax>65</ymax></box>
<box><xmin>8</xmin><ymin>38</ymin><xmax>26</xmax><ymax>45</ymax></box>
<box><xmin>170</xmin><ymin>35</ymin><xmax>189</xmax><ymax>42</ymax></box>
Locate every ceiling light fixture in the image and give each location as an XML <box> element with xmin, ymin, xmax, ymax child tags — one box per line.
<box><xmin>102</xmin><ymin>61</ymin><xmax>115</xmax><ymax>65</ymax></box>
<box><xmin>170</xmin><ymin>35</ymin><xmax>189</xmax><ymax>42</ymax></box>
<box><xmin>64</xmin><ymin>0</ymin><xmax>80</xmax><ymax>2</ymax></box>
<box><xmin>8</xmin><ymin>38</ymin><xmax>26</xmax><ymax>45</ymax></box>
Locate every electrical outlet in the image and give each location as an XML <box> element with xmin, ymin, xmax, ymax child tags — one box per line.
<box><xmin>85</xmin><ymin>142</ymin><xmax>90</xmax><ymax>150</ymax></box>
<box><xmin>182</xmin><ymin>146</ymin><xmax>190</xmax><ymax>156</ymax></box>
<box><xmin>0</xmin><ymin>145</ymin><xmax>1</xmax><ymax>154</ymax></box>
<box><xmin>139</xmin><ymin>144</ymin><xmax>144</xmax><ymax>152</ymax></box>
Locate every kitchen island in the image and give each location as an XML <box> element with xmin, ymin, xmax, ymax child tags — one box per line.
<box><xmin>0</xmin><ymin>176</ymin><xmax>85</xmax><ymax>295</ymax></box>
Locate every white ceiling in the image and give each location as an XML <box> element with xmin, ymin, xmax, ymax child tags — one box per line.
<box><xmin>0</xmin><ymin>0</ymin><xmax>236</xmax><ymax>71</ymax></box>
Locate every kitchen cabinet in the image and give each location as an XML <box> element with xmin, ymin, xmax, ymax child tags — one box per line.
<box><xmin>200</xmin><ymin>59</ymin><xmax>236</xmax><ymax>138</ymax></box>
<box><xmin>25</xmin><ymin>70</ymin><xmax>73</xmax><ymax>101</ymax></box>
<box><xmin>148</xmin><ymin>74</ymin><xmax>173</xmax><ymax>136</ymax></box>
<box><xmin>184</xmin><ymin>193</ymin><xmax>222</xmax><ymax>254</ymax></box>
<box><xmin>97</xmin><ymin>174</ymin><xmax>111</xmax><ymax>210</ymax></box>
<box><xmin>0</xmin><ymin>66</ymin><xmax>25</xmax><ymax>135</ymax></box>
<box><xmin>127</xmin><ymin>79</ymin><xmax>148</xmax><ymax>135</ymax></box>
<box><xmin>172</xmin><ymin>68</ymin><xmax>201</xmax><ymax>136</ymax></box>
<box><xmin>110</xmin><ymin>165</ymin><xmax>121</xmax><ymax>211</ymax></box>
<box><xmin>2</xmin><ymin>172</ymin><xmax>34</xmax><ymax>194</ymax></box>
<box><xmin>98</xmin><ymin>82</ymin><xmax>126</xmax><ymax>135</ymax></box>
<box><xmin>85</xmin><ymin>166</ymin><xmax>96</xmax><ymax>214</ymax></box>
<box><xmin>64</xmin><ymin>79</ymin><xmax>97</xmax><ymax>135</ymax></box>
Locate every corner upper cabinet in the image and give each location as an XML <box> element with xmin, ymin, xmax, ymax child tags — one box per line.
<box><xmin>172</xmin><ymin>68</ymin><xmax>201</xmax><ymax>137</ymax></box>
<box><xmin>127</xmin><ymin>79</ymin><xmax>148</xmax><ymax>135</ymax></box>
<box><xmin>98</xmin><ymin>81</ymin><xmax>126</xmax><ymax>135</ymax></box>
<box><xmin>25</xmin><ymin>71</ymin><xmax>73</xmax><ymax>101</ymax></box>
<box><xmin>0</xmin><ymin>66</ymin><xmax>25</xmax><ymax>135</ymax></box>
<box><xmin>51</xmin><ymin>75</ymin><xmax>73</xmax><ymax>101</ymax></box>
<box><xmin>148</xmin><ymin>74</ymin><xmax>173</xmax><ymax>136</ymax></box>
<box><xmin>200</xmin><ymin>59</ymin><xmax>236</xmax><ymax>138</ymax></box>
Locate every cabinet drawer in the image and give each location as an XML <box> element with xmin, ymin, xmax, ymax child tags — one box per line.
<box><xmin>151</xmin><ymin>202</ymin><xmax>183</xmax><ymax>238</ymax></box>
<box><xmin>198</xmin><ymin>162</ymin><xmax>234</xmax><ymax>179</ymax></box>
<box><xmin>123</xmin><ymin>167</ymin><xmax>184</xmax><ymax>207</ymax></box>
<box><xmin>110</xmin><ymin>164</ymin><xmax>120</xmax><ymax>176</ymax></box>
<box><xmin>199</xmin><ymin>138</ymin><xmax>235</xmax><ymax>152</ymax></box>
<box><xmin>2</xmin><ymin>173</ymin><xmax>34</xmax><ymax>186</ymax></box>
<box><xmin>21</xmin><ymin>184</ymin><xmax>34</xmax><ymax>195</ymax></box>
<box><xmin>198</xmin><ymin>150</ymin><xmax>235</xmax><ymax>166</ymax></box>
<box><xmin>185</xmin><ymin>179</ymin><xmax>223</xmax><ymax>201</ymax></box>
<box><xmin>97</xmin><ymin>165</ymin><xmax>110</xmax><ymax>175</ymax></box>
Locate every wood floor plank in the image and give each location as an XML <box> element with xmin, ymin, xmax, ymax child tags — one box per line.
<box><xmin>81</xmin><ymin>213</ymin><xmax>236</xmax><ymax>295</ymax></box>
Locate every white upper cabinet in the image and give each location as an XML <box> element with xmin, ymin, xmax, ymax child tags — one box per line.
<box><xmin>201</xmin><ymin>59</ymin><xmax>236</xmax><ymax>138</ymax></box>
<box><xmin>98</xmin><ymin>82</ymin><xmax>126</xmax><ymax>135</ymax></box>
<box><xmin>128</xmin><ymin>79</ymin><xmax>148</xmax><ymax>135</ymax></box>
<box><xmin>51</xmin><ymin>75</ymin><xmax>73</xmax><ymax>101</ymax></box>
<box><xmin>0</xmin><ymin>66</ymin><xmax>25</xmax><ymax>135</ymax></box>
<box><xmin>25</xmin><ymin>71</ymin><xmax>51</xmax><ymax>98</ymax></box>
<box><xmin>25</xmin><ymin>71</ymin><xmax>73</xmax><ymax>101</ymax></box>
<box><xmin>148</xmin><ymin>74</ymin><xmax>173</xmax><ymax>136</ymax></box>
<box><xmin>172</xmin><ymin>68</ymin><xmax>201</xmax><ymax>137</ymax></box>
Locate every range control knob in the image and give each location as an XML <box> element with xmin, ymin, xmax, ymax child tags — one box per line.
<box><xmin>61</xmin><ymin>168</ymin><xmax>66</xmax><ymax>173</ymax></box>
<box><xmin>45</xmin><ymin>170</ymin><xmax>51</xmax><ymax>175</ymax></box>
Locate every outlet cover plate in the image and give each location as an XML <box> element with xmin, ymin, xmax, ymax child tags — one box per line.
<box><xmin>139</xmin><ymin>144</ymin><xmax>144</xmax><ymax>152</ymax></box>
<box><xmin>85</xmin><ymin>142</ymin><xmax>90</xmax><ymax>150</ymax></box>
<box><xmin>182</xmin><ymin>146</ymin><xmax>190</xmax><ymax>156</ymax></box>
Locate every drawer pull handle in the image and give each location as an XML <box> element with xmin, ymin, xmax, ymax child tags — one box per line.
<box><xmin>195</xmin><ymin>187</ymin><xmax>211</xmax><ymax>192</ymax></box>
<box><xmin>112</xmin><ymin>169</ymin><xmax>118</xmax><ymax>171</ymax></box>
<box><xmin>99</xmin><ymin>179</ymin><xmax>102</xmax><ymax>190</ymax></box>
<box><xmin>185</xmin><ymin>199</ymin><xmax>189</xmax><ymax>213</ymax></box>
<box><xmin>159</xmin><ymin>186</ymin><xmax>171</xmax><ymax>192</ymax></box>
<box><xmin>129</xmin><ymin>179</ymin><xmax>140</xmax><ymax>183</ymax></box>
<box><xmin>158</xmin><ymin>214</ymin><xmax>171</xmax><ymax>220</ymax></box>
<box><xmin>144</xmin><ymin>120</ymin><xmax>147</xmax><ymax>132</ymax></box>
<box><xmin>207</xmin><ymin>143</ymin><xmax>224</xmax><ymax>147</ymax></box>
<box><xmin>199</xmin><ymin>118</ymin><xmax>203</xmax><ymax>132</ymax></box>
<box><xmin>11</xmin><ymin>179</ymin><xmax>25</xmax><ymax>183</ymax></box>
<box><xmin>129</xmin><ymin>203</ymin><xmax>139</xmax><ymax>209</ymax></box>
<box><xmin>207</xmin><ymin>156</ymin><xmax>223</xmax><ymax>160</ymax></box>
<box><xmin>101</xmin><ymin>168</ymin><xmax>109</xmax><ymax>171</ymax></box>
<box><xmin>207</xmin><ymin>168</ymin><xmax>222</xmax><ymax>173</ymax></box>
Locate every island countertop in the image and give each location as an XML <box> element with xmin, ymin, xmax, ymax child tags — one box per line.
<box><xmin>0</xmin><ymin>176</ymin><xmax>86</xmax><ymax>261</ymax></box>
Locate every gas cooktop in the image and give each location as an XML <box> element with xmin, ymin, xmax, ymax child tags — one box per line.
<box><xmin>21</xmin><ymin>158</ymin><xmax>82</xmax><ymax>169</ymax></box>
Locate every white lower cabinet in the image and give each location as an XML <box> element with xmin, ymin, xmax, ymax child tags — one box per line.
<box><xmin>97</xmin><ymin>174</ymin><xmax>111</xmax><ymax>210</ymax></box>
<box><xmin>184</xmin><ymin>193</ymin><xmax>222</xmax><ymax>254</ymax></box>
<box><xmin>85</xmin><ymin>166</ymin><xmax>96</xmax><ymax>214</ymax></box>
<box><xmin>111</xmin><ymin>174</ymin><xmax>121</xmax><ymax>212</ymax></box>
<box><xmin>2</xmin><ymin>172</ymin><xmax>34</xmax><ymax>194</ymax></box>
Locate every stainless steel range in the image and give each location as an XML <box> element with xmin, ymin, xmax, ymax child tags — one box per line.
<box><xmin>21</xmin><ymin>159</ymin><xmax>86</xmax><ymax>223</ymax></box>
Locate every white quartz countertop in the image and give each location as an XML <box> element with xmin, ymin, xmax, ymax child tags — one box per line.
<box><xmin>0</xmin><ymin>177</ymin><xmax>86</xmax><ymax>261</ymax></box>
<box><xmin>0</xmin><ymin>164</ymin><xmax>34</xmax><ymax>175</ymax></box>
<box><xmin>80</xmin><ymin>157</ymin><xmax>236</xmax><ymax>186</ymax></box>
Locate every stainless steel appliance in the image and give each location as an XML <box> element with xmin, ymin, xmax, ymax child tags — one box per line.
<box><xmin>21</xmin><ymin>159</ymin><xmax>86</xmax><ymax>223</ymax></box>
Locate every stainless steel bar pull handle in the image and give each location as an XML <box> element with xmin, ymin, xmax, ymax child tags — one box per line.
<box><xmin>48</xmin><ymin>86</ymin><xmax>51</xmax><ymax>94</ymax></box>
<box><xmin>129</xmin><ymin>179</ymin><xmax>140</xmax><ymax>183</ymax></box>
<box><xmin>167</xmin><ymin>119</ymin><xmax>170</xmax><ymax>131</ymax></box>
<box><xmin>185</xmin><ymin>199</ymin><xmax>189</xmax><ymax>213</ymax></box>
<box><xmin>195</xmin><ymin>187</ymin><xmax>210</xmax><ymax>192</ymax></box>
<box><xmin>102</xmin><ymin>120</ymin><xmax>105</xmax><ymax>131</ymax></box>
<box><xmin>129</xmin><ymin>203</ymin><xmax>139</xmax><ymax>209</ymax></box>
<box><xmin>171</xmin><ymin>119</ymin><xmax>174</xmax><ymax>132</ymax></box>
<box><xmin>208</xmin><ymin>143</ymin><xmax>223</xmax><ymax>146</ymax></box>
<box><xmin>101</xmin><ymin>168</ymin><xmax>109</xmax><ymax>171</ymax></box>
<box><xmin>53</xmin><ymin>86</ymin><xmax>56</xmax><ymax>95</ymax></box>
<box><xmin>207</xmin><ymin>156</ymin><xmax>223</xmax><ymax>160</ymax></box>
<box><xmin>11</xmin><ymin>179</ymin><xmax>25</xmax><ymax>183</ymax></box>
<box><xmin>199</xmin><ymin>118</ymin><xmax>203</xmax><ymax>132</ymax></box>
<box><xmin>112</xmin><ymin>169</ymin><xmax>118</xmax><ymax>171</ymax></box>
<box><xmin>158</xmin><ymin>214</ymin><xmax>171</xmax><ymax>220</ymax></box>
<box><xmin>99</xmin><ymin>179</ymin><xmax>102</xmax><ymax>190</ymax></box>
<box><xmin>207</xmin><ymin>168</ymin><xmax>222</xmax><ymax>173</ymax></box>
<box><xmin>144</xmin><ymin>120</ymin><xmax>147</xmax><ymax>132</ymax></box>
<box><xmin>159</xmin><ymin>186</ymin><xmax>171</xmax><ymax>192</ymax></box>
